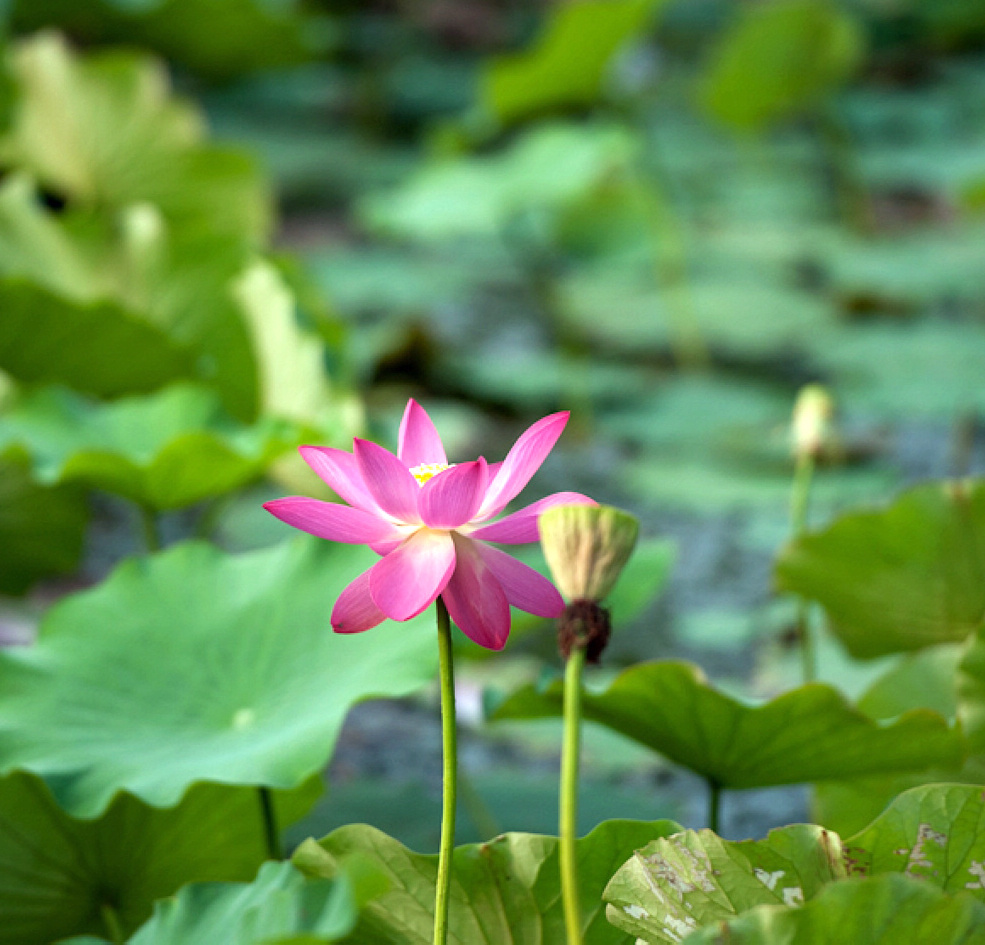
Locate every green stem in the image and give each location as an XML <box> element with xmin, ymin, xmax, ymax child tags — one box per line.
<box><xmin>790</xmin><ymin>452</ymin><xmax>815</xmax><ymax>538</ymax></box>
<box><xmin>707</xmin><ymin>780</ymin><xmax>722</xmax><ymax>834</ymax></box>
<box><xmin>790</xmin><ymin>452</ymin><xmax>817</xmax><ymax>683</ymax></box>
<box><xmin>434</xmin><ymin>598</ymin><xmax>458</xmax><ymax>945</ymax></box>
<box><xmin>258</xmin><ymin>786</ymin><xmax>280</xmax><ymax>861</ymax></box>
<box><xmin>561</xmin><ymin>645</ymin><xmax>587</xmax><ymax>945</ymax></box>
<box><xmin>100</xmin><ymin>902</ymin><xmax>124</xmax><ymax>945</ymax></box>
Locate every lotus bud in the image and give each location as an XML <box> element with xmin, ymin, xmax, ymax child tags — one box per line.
<box><xmin>538</xmin><ymin>504</ymin><xmax>639</xmax><ymax>662</ymax></box>
<box><xmin>791</xmin><ymin>384</ymin><xmax>835</xmax><ymax>460</ymax></box>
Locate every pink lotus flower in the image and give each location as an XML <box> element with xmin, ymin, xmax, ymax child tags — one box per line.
<box><xmin>264</xmin><ymin>400</ymin><xmax>595</xmax><ymax>649</ymax></box>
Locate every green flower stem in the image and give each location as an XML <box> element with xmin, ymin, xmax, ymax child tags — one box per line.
<box><xmin>707</xmin><ymin>779</ymin><xmax>722</xmax><ymax>834</ymax></box>
<box><xmin>258</xmin><ymin>785</ymin><xmax>281</xmax><ymax>861</ymax></box>
<box><xmin>139</xmin><ymin>504</ymin><xmax>161</xmax><ymax>553</ymax></box>
<box><xmin>790</xmin><ymin>451</ymin><xmax>817</xmax><ymax>682</ymax></box>
<box><xmin>100</xmin><ymin>901</ymin><xmax>124</xmax><ymax>945</ymax></box>
<box><xmin>434</xmin><ymin>598</ymin><xmax>458</xmax><ymax>945</ymax></box>
<box><xmin>561</xmin><ymin>644</ymin><xmax>587</xmax><ymax>945</ymax></box>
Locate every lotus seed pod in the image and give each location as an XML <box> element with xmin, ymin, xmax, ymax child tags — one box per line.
<box><xmin>538</xmin><ymin>504</ymin><xmax>639</xmax><ymax>602</ymax></box>
<box><xmin>791</xmin><ymin>384</ymin><xmax>835</xmax><ymax>460</ymax></box>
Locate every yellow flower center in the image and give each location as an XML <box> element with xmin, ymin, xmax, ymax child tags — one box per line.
<box><xmin>410</xmin><ymin>462</ymin><xmax>452</xmax><ymax>485</ymax></box>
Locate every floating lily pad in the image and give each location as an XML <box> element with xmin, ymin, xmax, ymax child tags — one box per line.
<box><xmin>818</xmin><ymin>322</ymin><xmax>985</xmax><ymax>420</ymax></box>
<box><xmin>482</xmin><ymin>0</ymin><xmax>665</xmax><ymax>125</ymax></box>
<box><xmin>0</xmin><ymin>769</ymin><xmax>320</xmax><ymax>944</ymax></box>
<box><xmin>294</xmin><ymin>818</ymin><xmax>681</xmax><ymax>945</ymax></box>
<box><xmin>605</xmin><ymin>784</ymin><xmax>985</xmax><ymax>944</ymax></box>
<box><xmin>361</xmin><ymin>123</ymin><xmax>637</xmax><ymax>243</ymax></box>
<box><xmin>683</xmin><ymin>874</ymin><xmax>985</xmax><ymax>945</ymax></box>
<box><xmin>0</xmin><ymin>538</ymin><xmax>438</xmax><ymax>817</ymax></box>
<box><xmin>0</xmin><ymin>448</ymin><xmax>89</xmax><ymax>595</ymax></box>
<box><xmin>492</xmin><ymin>661</ymin><xmax>961</xmax><ymax>788</ymax></box>
<box><xmin>558</xmin><ymin>270</ymin><xmax>834</xmax><ymax>358</ymax></box>
<box><xmin>0</xmin><ymin>383</ymin><xmax>300</xmax><ymax>510</ymax></box>
<box><xmin>775</xmin><ymin>479</ymin><xmax>985</xmax><ymax>658</ymax></box>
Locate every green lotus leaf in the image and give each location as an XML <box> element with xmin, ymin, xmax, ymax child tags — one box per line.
<box><xmin>775</xmin><ymin>479</ymin><xmax>985</xmax><ymax>658</ymax></box>
<box><xmin>119</xmin><ymin>859</ymin><xmax>372</xmax><ymax>945</ymax></box>
<box><xmin>8</xmin><ymin>0</ymin><xmax>315</xmax><ymax>82</ymax></box>
<box><xmin>2</xmin><ymin>32</ymin><xmax>272</xmax><ymax>241</ymax></box>
<box><xmin>683</xmin><ymin>874</ymin><xmax>985</xmax><ymax>945</ymax></box>
<box><xmin>606</xmin><ymin>784</ymin><xmax>985</xmax><ymax>943</ymax></box>
<box><xmin>0</xmin><ymin>383</ymin><xmax>300</xmax><ymax>510</ymax></box>
<box><xmin>845</xmin><ymin>783</ymin><xmax>985</xmax><ymax>892</ymax></box>
<box><xmin>813</xmin><ymin>646</ymin><xmax>973</xmax><ymax>837</ymax></box>
<box><xmin>481</xmin><ymin>0</ymin><xmax>666</xmax><ymax>125</ymax></box>
<box><xmin>0</xmin><ymin>278</ymin><xmax>193</xmax><ymax>398</ymax></box>
<box><xmin>361</xmin><ymin>123</ymin><xmax>637</xmax><ymax>243</ymax></box>
<box><xmin>0</xmin><ymin>538</ymin><xmax>438</xmax><ymax>817</ymax></box>
<box><xmin>958</xmin><ymin>625</ymin><xmax>985</xmax><ymax>752</ymax></box>
<box><xmin>293</xmin><ymin>818</ymin><xmax>682</xmax><ymax>944</ymax></box>
<box><xmin>558</xmin><ymin>271</ymin><xmax>834</xmax><ymax>358</ymax></box>
<box><xmin>0</xmin><ymin>447</ymin><xmax>88</xmax><ymax>595</ymax></box>
<box><xmin>604</xmin><ymin>823</ymin><xmax>847</xmax><ymax>943</ymax></box>
<box><xmin>701</xmin><ymin>0</ymin><xmax>865</xmax><ymax>130</ymax></box>
<box><xmin>491</xmin><ymin>661</ymin><xmax>962</xmax><ymax>789</ymax></box>
<box><xmin>0</xmin><ymin>768</ymin><xmax>320</xmax><ymax>944</ymax></box>
<box><xmin>0</xmin><ymin>172</ymin><xmax>258</xmax><ymax>418</ymax></box>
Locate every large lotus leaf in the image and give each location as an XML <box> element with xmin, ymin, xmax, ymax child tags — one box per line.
<box><xmin>0</xmin><ymin>278</ymin><xmax>193</xmax><ymax>398</ymax></box>
<box><xmin>0</xmin><ymin>768</ymin><xmax>320</xmax><ymax>944</ymax></box>
<box><xmin>118</xmin><ymin>860</ymin><xmax>368</xmax><ymax>945</ymax></box>
<box><xmin>491</xmin><ymin>661</ymin><xmax>962</xmax><ymax>789</ymax></box>
<box><xmin>0</xmin><ymin>448</ymin><xmax>88</xmax><ymax>595</ymax></box>
<box><xmin>9</xmin><ymin>0</ymin><xmax>314</xmax><ymax>82</ymax></box>
<box><xmin>233</xmin><ymin>261</ymin><xmax>341</xmax><ymax>427</ymax></box>
<box><xmin>775</xmin><ymin>479</ymin><xmax>985</xmax><ymax>658</ymax></box>
<box><xmin>293</xmin><ymin>818</ymin><xmax>682</xmax><ymax>945</ymax></box>
<box><xmin>1</xmin><ymin>32</ymin><xmax>272</xmax><ymax>241</ymax></box>
<box><xmin>603</xmin><ymin>823</ymin><xmax>847</xmax><ymax>943</ymax></box>
<box><xmin>481</xmin><ymin>0</ymin><xmax>665</xmax><ymax>125</ymax></box>
<box><xmin>0</xmin><ymin>538</ymin><xmax>438</xmax><ymax>817</ymax></box>
<box><xmin>361</xmin><ymin>123</ymin><xmax>636</xmax><ymax>243</ymax></box>
<box><xmin>0</xmin><ymin>384</ymin><xmax>299</xmax><ymax>510</ymax></box>
<box><xmin>605</xmin><ymin>784</ymin><xmax>985</xmax><ymax>944</ymax></box>
<box><xmin>845</xmin><ymin>783</ymin><xmax>985</xmax><ymax>892</ymax></box>
<box><xmin>813</xmin><ymin>646</ymin><xmax>972</xmax><ymax>838</ymax></box>
<box><xmin>701</xmin><ymin>0</ymin><xmax>864</xmax><ymax>130</ymax></box>
<box><xmin>0</xmin><ymin>173</ymin><xmax>259</xmax><ymax>419</ymax></box>
<box><xmin>682</xmin><ymin>874</ymin><xmax>985</xmax><ymax>945</ymax></box>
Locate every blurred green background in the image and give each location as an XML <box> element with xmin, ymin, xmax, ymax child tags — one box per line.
<box><xmin>1</xmin><ymin>0</ymin><xmax>984</xmax><ymax>847</ymax></box>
